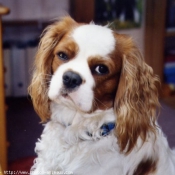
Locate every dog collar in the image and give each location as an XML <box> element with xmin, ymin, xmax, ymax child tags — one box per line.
<box><xmin>86</xmin><ymin>122</ymin><xmax>115</xmax><ymax>138</ymax></box>
<box><xmin>101</xmin><ymin>122</ymin><xmax>115</xmax><ymax>136</ymax></box>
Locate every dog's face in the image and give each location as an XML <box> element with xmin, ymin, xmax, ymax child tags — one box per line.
<box><xmin>29</xmin><ymin>17</ymin><xmax>159</xmax><ymax>153</ymax></box>
<box><xmin>49</xmin><ymin>23</ymin><xmax>122</xmax><ymax>112</ymax></box>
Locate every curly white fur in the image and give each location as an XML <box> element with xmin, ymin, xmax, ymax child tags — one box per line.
<box><xmin>31</xmin><ymin>102</ymin><xmax>175</xmax><ymax>175</ymax></box>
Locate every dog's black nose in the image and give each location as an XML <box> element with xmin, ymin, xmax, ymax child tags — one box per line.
<box><xmin>63</xmin><ymin>71</ymin><xmax>82</xmax><ymax>89</ymax></box>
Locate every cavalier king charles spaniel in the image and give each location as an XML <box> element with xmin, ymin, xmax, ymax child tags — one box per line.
<box><xmin>29</xmin><ymin>16</ymin><xmax>175</xmax><ymax>175</ymax></box>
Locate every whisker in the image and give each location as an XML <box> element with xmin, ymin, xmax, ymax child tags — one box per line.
<box><xmin>94</xmin><ymin>97</ymin><xmax>108</xmax><ymax>109</ymax></box>
<box><xmin>41</xmin><ymin>81</ymin><xmax>51</xmax><ymax>85</ymax></box>
<box><xmin>43</xmin><ymin>74</ymin><xmax>52</xmax><ymax>77</ymax></box>
<box><xmin>36</xmin><ymin>73</ymin><xmax>52</xmax><ymax>78</ymax></box>
<box><xmin>93</xmin><ymin>99</ymin><xmax>98</xmax><ymax>109</ymax></box>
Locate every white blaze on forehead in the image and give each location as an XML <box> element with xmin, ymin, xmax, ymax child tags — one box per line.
<box><xmin>72</xmin><ymin>24</ymin><xmax>115</xmax><ymax>57</ymax></box>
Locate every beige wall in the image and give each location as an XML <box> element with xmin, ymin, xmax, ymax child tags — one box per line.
<box><xmin>2</xmin><ymin>0</ymin><xmax>69</xmax><ymax>21</ymax></box>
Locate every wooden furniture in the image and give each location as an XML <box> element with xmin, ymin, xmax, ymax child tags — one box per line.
<box><xmin>145</xmin><ymin>0</ymin><xmax>175</xmax><ymax>97</ymax></box>
<box><xmin>71</xmin><ymin>0</ymin><xmax>94</xmax><ymax>23</ymax></box>
<box><xmin>0</xmin><ymin>4</ymin><xmax>10</xmax><ymax>173</ymax></box>
<box><xmin>144</xmin><ymin>0</ymin><xmax>167</xmax><ymax>83</ymax></box>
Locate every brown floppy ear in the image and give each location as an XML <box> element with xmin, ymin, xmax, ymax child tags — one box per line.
<box><xmin>28</xmin><ymin>16</ymin><xmax>77</xmax><ymax>122</ymax></box>
<box><xmin>114</xmin><ymin>34</ymin><xmax>160</xmax><ymax>153</ymax></box>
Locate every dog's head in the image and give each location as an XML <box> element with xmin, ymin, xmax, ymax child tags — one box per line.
<box><xmin>29</xmin><ymin>16</ymin><xmax>159</xmax><ymax>153</ymax></box>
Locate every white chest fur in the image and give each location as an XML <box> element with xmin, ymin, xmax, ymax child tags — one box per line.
<box><xmin>31</xmin><ymin>103</ymin><xmax>175</xmax><ymax>175</ymax></box>
<box><xmin>31</xmin><ymin>103</ymin><xmax>123</xmax><ymax>175</ymax></box>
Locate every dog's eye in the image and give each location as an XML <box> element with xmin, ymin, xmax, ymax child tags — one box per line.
<box><xmin>94</xmin><ymin>65</ymin><xmax>109</xmax><ymax>75</ymax></box>
<box><xmin>57</xmin><ymin>52</ymin><xmax>68</xmax><ymax>61</ymax></box>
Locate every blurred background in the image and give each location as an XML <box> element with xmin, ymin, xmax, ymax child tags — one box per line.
<box><xmin>0</xmin><ymin>0</ymin><xmax>175</xmax><ymax>173</ymax></box>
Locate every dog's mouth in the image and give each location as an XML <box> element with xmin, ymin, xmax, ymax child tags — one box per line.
<box><xmin>59</xmin><ymin>88</ymin><xmax>86</xmax><ymax>112</ymax></box>
<box><xmin>61</xmin><ymin>91</ymin><xmax>70</xmax><ymax>99</ymax></box>
<box><xmin>62</xmin><ymin>93</ymin><xmax>68</xmax><ymax>98</ymax></box>
<box><xmin>58</xmin><ymin>86</ymin><xmax>93</xmax><ymax>113</ymax></box>
<box><xmin>60</xmin><ymin>88</ymin><xmax>74</xmax><ymax>101</ymax></box>
<box><xmin>61</xmin><ymin>86</ymin><xmax>78</xmax><ymax>95</ymax></box>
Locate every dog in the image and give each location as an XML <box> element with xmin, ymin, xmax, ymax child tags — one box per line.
<box><xmin>29</xmin><ymin>16</ymin><xmax>175</xmax><ymax>175</ymax></box>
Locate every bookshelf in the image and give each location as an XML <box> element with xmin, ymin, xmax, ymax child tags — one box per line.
<box><xmin>145</xmin><ymin>0</ymin><xmax>175</xmax><ymax>97</ymax></box>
